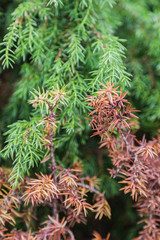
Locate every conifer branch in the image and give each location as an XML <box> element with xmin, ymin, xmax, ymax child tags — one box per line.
<box><xmin>88</xmin><ymin>81</ymin><xmax>160</xmax><ymax>238</ymax></box>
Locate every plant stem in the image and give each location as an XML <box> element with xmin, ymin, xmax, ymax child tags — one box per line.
<box><xmin>49</xmin><ymin>107</ymin><xmax>57</xmax><ymax>218</ymax></box>
<box><xmin>77</xmin><ymin>182</ymin><xmax>103</xmax><ymax>196</ymax></box>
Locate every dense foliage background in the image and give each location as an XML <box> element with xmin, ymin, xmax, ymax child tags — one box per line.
<box><xmin>0</xmin><ymin>0</ymin><xmax>160</xmax><ymax>239</ymax></box>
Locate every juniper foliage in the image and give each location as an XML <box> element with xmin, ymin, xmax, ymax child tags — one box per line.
<box><xmin>115</xmin><ymin>0</ymin><xmax>160</xmax><ymax>134</ymax></box>
<box><xmin>0</xmin><ymin>0</ymin><xmax>130</xmax><ymax>185</ymax></box>
<box><xmin>0</xmin><ymin>0</ymin><xmax>160</xmax><ymax>239</ymax></box>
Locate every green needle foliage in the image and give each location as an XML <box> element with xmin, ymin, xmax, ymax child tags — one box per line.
<box><xmin>0</xmin><ymin>0</ymin><xmax>160</xmax><ymax>239</ymax></box>
<box><xmin>1</xmin><ymin>0</ymin><xmax>130</xmax><ymax>175</ymax></box>
<box><xmin>114</xmin><ymin>0</ymin><xmax>160</xmax><ymax>135</ymax></box>
<box><xmin>3</xmin><ymin>119</ymin><xmax>45</xmax><ymax>187</ymax></box>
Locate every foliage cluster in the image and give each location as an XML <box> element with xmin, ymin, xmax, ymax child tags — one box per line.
<box><xmin>114</xmin><ymin>0</ymin><xmax>160</xmax><ymax>134</ymax></box>
<box><xmin>0</xmin><ymin>86</ymin><xmax>111</xmax><ymax>239</ymax></box>
<box><xmin>0</xmin><ymin>0</ymin><xmax>160</xmax><ymax>239</ymax></box>
<box><xmin>88</xmin><ymin>82</ymin><xmax>160</xmax><ymax>239</ymax></box>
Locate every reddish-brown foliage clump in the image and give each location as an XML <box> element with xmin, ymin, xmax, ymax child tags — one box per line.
<box><xmin>88</xmin><ymin>81</ymin><xmax>160</xmax><ymax>239</ymax></box>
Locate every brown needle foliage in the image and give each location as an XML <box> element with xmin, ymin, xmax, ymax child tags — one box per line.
<box><xmin>0</xmin><ymin>177</ymin><xmax>19</xmax><ymax>226</ymax></box>
<box><xmin>1</xmin><ymin>82</ymin><xmax>159</xmax><ymax>239</ymax></box>
<box><xmin>88</xmin><ymin>80</ymin><xmax>160</xmax><ymax>239</ymax></box>
<box><xmin>93</xmin><ymin>197</ymin><xmax>111</xmax><ymax>220</ymax></box>
<box><xmin>92</xmin><ymin>231</ymin><xmax>110</xmax><ymax>240</ymax></box>
<box><xmin>36</xmin><ymin>215</ymin><xmax>75</xmax><ymax>240</ymax></box>
<box><xmin>0</xmin><ymin>87</ymin><xmax>111</xmax><ymax>239</ymax></box>
<box><xmin>5</xmin><ymin>229</ymin><xmax>35</xmax><ymax>240</ymax></box>
<box><xmin>23</xmin><ymin>173</ymin><xmax>59</xmax><ymax>206</ymax></box>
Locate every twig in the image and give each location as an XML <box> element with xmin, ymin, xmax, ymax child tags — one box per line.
<box><xmin>48</xmin><ymin>106</ymin><xmax>57</xmax><ymax>218</ymax></box>
<box><xmin>77</xmin><ymin>182</ymin><xmax>103</xmax><ymax>196</ymax></box>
